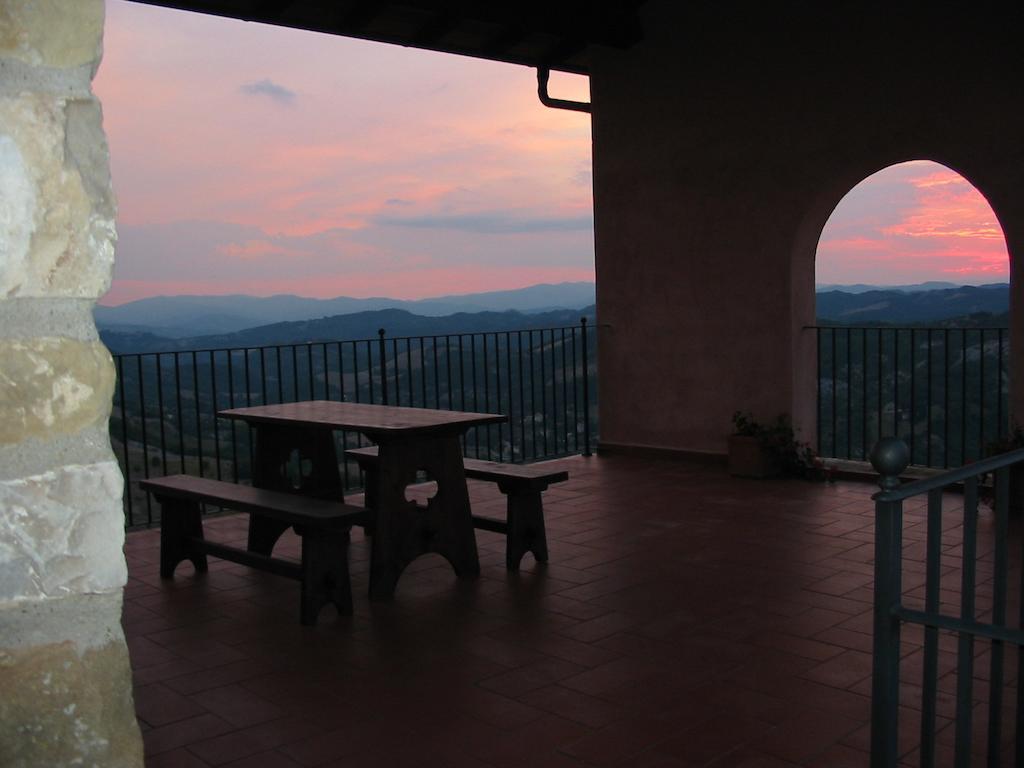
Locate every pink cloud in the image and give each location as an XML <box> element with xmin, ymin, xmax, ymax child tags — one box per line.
<box><xmin>817</xmin><ymin>162</ymin><xmax>1009</xmax><ymax>285</ymax></box>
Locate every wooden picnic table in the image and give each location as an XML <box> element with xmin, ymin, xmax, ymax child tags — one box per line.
<box><xmin>218</xmin><ymin>401</ymin><xmax>505</xmax><ymax>600</ymax></box>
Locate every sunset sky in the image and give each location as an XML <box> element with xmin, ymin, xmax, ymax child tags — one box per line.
<box><xmin>94</xmin><ymin>1</ymin><xmax>1009</xmax><ymax>306</ymax></box>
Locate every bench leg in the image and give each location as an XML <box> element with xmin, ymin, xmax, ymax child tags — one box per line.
<box><xmin>503</xmin><ymin>489</ymin><xmax>548</xmax><ymax>572</ymax></box>
<box><xmin>299</xmin><ymin>530</ymin><xmax>353</xmax><ymax>625</ymax></box>
<box><xmin>159</xmin><ymin>497</ymin><xmax>208</xmax><ymax>578</ymax></box>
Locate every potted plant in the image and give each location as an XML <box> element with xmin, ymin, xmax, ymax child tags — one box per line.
<box><xmin>728</xmin><ymin>411</ymin><xmax>824</xmax><ymax>480</ymax></box>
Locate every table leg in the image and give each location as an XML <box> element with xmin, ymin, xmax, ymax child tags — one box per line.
<box><xmin>368</xmin><ymin>433</ymin><xmax>480</xmax><ymax>600</ymax></box>
<box><xmin>248</xmin><ymin>423</ymin><xmax>343</xmax><ymax>555</ymax></box>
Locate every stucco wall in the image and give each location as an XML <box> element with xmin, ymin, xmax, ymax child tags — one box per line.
<box><xmin>590</xmin><ymin>2</ymin><xmax>1024</xmax><ymax>456</ymax></box>
<box><xmin>0</xmin><ymin>1</ymin><xmax>143</xmax><ymax>765</ymax></box>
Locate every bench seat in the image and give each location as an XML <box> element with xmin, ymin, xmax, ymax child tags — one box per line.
<box><xmin>344</xmin><ymin>446</ymin><xmax>567</xmax><ymax>571</ymax></box>
<box><xmin>140</xmin><ymin>475</ymin><xmax>369</xmax><ymax>625</ymax></box>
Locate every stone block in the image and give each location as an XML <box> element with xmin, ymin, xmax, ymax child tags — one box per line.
<box><xmin>0</xmin><ymin>338</ymin><xmax>115</xmax><ymax>445</ymax></box>
<box><xmin>0</xmin><ymin>92</ymin><xmax>115</xmax><ymax>298</ymax></box>
<box><xmin>0</xmin><ymin>634</ymin><xmax>142</xmax><ymax>767</ymax></box>
<box><xmin>0</xmin><ymin>0</ymin><xmax>104</xmax><ymax>70</ymax></box>
<box><xmin>0</xmin><ymin>461</ymin><xmax>126</xmax><ymax>604</ymax></box>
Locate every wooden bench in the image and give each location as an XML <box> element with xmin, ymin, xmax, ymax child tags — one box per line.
<box><xmin>344</xmin><ymin>446</ymin><xmax>568</xmax><ymax>571</ymax></box>
<box><xmin>139</xmin><ymin>475</ymin><xmax>369</xmax><ymax>626</ymax></box>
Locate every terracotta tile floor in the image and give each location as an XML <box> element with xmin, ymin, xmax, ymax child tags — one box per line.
<box><xmin>122</xmin><ymin>454</ymin><xmax>1020</xmax><ymax>767</ymax></box>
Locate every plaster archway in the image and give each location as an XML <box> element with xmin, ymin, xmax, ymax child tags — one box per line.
<box><xmin>791</xmin><ymin>157</ymin><xmax>1022</xmax><ymax>454</ymax></box>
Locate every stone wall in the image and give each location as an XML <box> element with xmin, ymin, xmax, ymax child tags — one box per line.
<box><xmin>0</xmin><ymin>1</ymin><xmax>143</xmax><ymax>765</ymax></box>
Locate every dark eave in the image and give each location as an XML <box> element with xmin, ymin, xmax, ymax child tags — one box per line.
<box><xmin>125</xmin><ymin>0</ymin><xmax>647</xmax><ymax>74</ymax></box>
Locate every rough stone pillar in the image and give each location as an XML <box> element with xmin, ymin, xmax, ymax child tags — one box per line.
<box><xmin>0</xmin><ymin>2</ymin><xmax>144</xmax><ymax>765</ymax></box>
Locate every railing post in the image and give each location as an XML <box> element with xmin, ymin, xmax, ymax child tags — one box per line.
<box><xmin>580</xmin><ymin>317</ymin><xmax>591</xmax><ymax>456</ymax></box>
<box><xmin>377</xmin><ymin>328</ymin><xmax>388</xmax><ymax>406</ymax></box>
<box><xmin>868</xmin><ymin>437</ymin><xmax>910</xmax><ymax>768</ymax></box>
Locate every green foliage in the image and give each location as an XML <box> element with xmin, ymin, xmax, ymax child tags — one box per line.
<box><xmin>731</xmin><ymin>411</ymin><xmax>826</xmax><ymax>480</ymax></box>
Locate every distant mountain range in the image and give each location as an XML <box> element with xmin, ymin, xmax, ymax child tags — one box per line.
<box><xmin>100</xmin><ymin>305</ymin><xmax>597</xmax><ymax>355</ymax></box>
<box><xmin>95</xmin><ymin>281</ymin><xmax>1012</xmax><ymax>355</ymax></box>
<box><xmin>95</xmin><ymin>282</ymin><xmax>597</xmax><ymax>338</ymax></box>
<box><xmin>815</xmin><ymin>283</ymin><xmax>1007</xmax><ymax>324</ymax></box>
<box><xmin>814</xmin><ymin>281</ymin><xmax>969</xmax><ymax>294</ymax></box>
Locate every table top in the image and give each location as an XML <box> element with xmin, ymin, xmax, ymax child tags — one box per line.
<box><xmin>218</xmin><ymin>400</ymin><xmax>506</xmax><ymax>436</ymax></box>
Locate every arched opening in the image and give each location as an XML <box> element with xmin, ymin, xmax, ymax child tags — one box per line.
<box><xmin>813</xmin><ymin>160</ymin><xmax>1011</xmax><ymax>467</ymax></box>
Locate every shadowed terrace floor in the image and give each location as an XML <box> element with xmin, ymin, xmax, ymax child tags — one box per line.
<box><xmin>123</xmin><ymin>453</ymin><xmax>1020</xmax><ymax>767</ymax></box>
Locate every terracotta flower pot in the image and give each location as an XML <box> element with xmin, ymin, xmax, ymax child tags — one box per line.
<box><xmin>727</xmin><ymin>434</ymin><xmax>781</xmax><ymax>478</ymax></box>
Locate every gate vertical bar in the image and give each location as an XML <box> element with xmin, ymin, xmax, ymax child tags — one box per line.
<box><xmin>871</xmin><ymin>493</ymin><xmax>904</xmax><ymax>768</ymax></box>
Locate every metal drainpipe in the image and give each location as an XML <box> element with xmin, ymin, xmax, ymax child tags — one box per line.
<box><xmin>536</xmin><ymin>67</ymin><xmax>591</xmax><ymax>114</ymax></box>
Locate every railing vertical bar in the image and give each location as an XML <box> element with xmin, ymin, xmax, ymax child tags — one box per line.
<box><xmin>997</xmin><ymin>328</ymin><xmax>1004</xmax><ymax>439</ymax></box>
<box><xmin>817</xmin><ymin>329</ymin><xmax>823</xmax><ymax>453</ymax></box>
<box><xmin>561</xmin><ymin>328</ymin><xmax>569</xmax><ymax>455</ymax></box>
<box><xmin>919</xmin><ymin>487</ymin><xmax>943</xmax><ymax>768</ymax></box>
<box><xmin>877</xmin><ymin>328</ymin><xmax>883</xmax><ymax>445</ymax></box>
<box><xmin>987</xmin><ymin>466</ymin><xmax>1009</xmax><ymax>766</ymax></box>
<box><xmin>117</xmin><ymin>356</ymin><xmax>134</xmax><ymax>527</ymax></box>
<box><xmin>894</xmin><ymin>329</ymin><xmax>900</xmax><ymax>441</ymax></box>
<box><xmin>505</xmin><ymin>332</ymin><xmax>514</xmax><ymax>461</ymax></box>
<box><xmin>573</xmin><ymin>325</ymin><xmax>580</xmax><ymax>454</ymax></box>
<box><xmin>377</xmin><ymin>329</ymin><xmax>387</xmax><ymax>406</ymax></box>
<box><xmin>529</xmin><ymin>330</ymin><xmax>537</xmax><ymax>460</ymax></box>
<box><xmin>338</xmin><ymin>342</ymin><xmax>349</xmax><ymax>488</ymax></box>
<box><xmin>458</xmin><ymin>333</ymin><xmax>466</xmax><ymax>413</ymax></box>
<box><xmin>288</xmin><ymin>346</ymin><xmax>297</xmax><ymax>404</ymax></box>
<box><xmin>862</xmin><ymin>329</ymin><xmax>868</xmax><ymax>459</ymax></box>
<box><xmin>980</xmin><ymin>329</ymin><xmax>986</xmax><ymax>460</ymax></box>
<box><xmin>275</xmin><ymin>346</ymin><xmax>283</xmax><ymax>403</ymax></box>
<box><xmin>482</xmin><ymin>334</ymin><xmax>491</xmax><ymax>459</ymax></box>
<box><xmin>433</xmin><ymin>336</ymin><xmax>440</xmax><ymax>410</ymax></box>
<box><xmin>540</xmin><ymin>328</ymin><xmax>548</xmax><ymax>457</ymax></box>
<box><xmin>581</xmin><ymin>317</ymin><xmax>591</xmax><ymax>457</ymax></box>
<box><xmin>321</xmin><ymin>343</ymin><xmax>329</xmax><ymax>400</ymax></box>
<box><xmin>962</xmin><ymin>330</ymin><xmax>968</xmax><ymax>465</ymax></box>
<box><xmin>518</xmin><ymin>331</ymin><xmax>526</xmax><ymax>462</ymax></box>
<box><xmin>156</xmin><ymin>354</ymin><xmax>168</xmax><ymax>477</ymax></box>
<box><xmin>445</xmin><ymin>335</ymin><xmax>452</xmax><ymax>410</ymax></box>
<box><xmin>871</xmin><ymin>496</ymin><xmax>903</xmax><ymax>768</ymax></box>
<box><xmin>910</xmin><ymin>328</ymin><xmax>917</xmax><ymax>465</ymax></box>
<box><xmin>259</xmin><ymin>347</ymin><xmax>267</xmax><ymax>405</ymax></box>
<box><xmin>245</xmin><ymin>348</ymin><xmax>254</xmax><ymax>480</ymax></box>
<box><xmin>954</xmin><ymin>476</ymin><xmax>979</xmax><ymax>767</ymax></box>
<box><xmin>831</xmin><ymin>327</ymin><xmax>838</xmax><ymax>457</ymax></box>
<box><xmin>944</xmin><ymin>329</ymin><xmax>950</xmax><ymax>469</ymax></box>
<box><xmin>926</xmin><ymin>329</ymin><xmax>933</xmax><ymax>467</ymax></box>
<box><xmin>226</xmin><ymin>350</ymin><xmax>238</xmax><ymax>483</ymax></box>
<box><xmin>192</xmin><ymin>351</ymin><xmax>203</xmax><ymax>478</ymax></box>
<box><xmin>210</xmin><ymin>350</ymin><xmax>222</xmax><ymax>481</ymax></box>
<box><xmin>353</xmin><ymin>341</ymin><xmax>361</xmax><ymax>404</ymax></box>
<box><xmin>367</xmin><ymin>339</ymin><xmax>376</xmax><ymax>405</ymax></box>
<box><xmin>175</xmin><ymin>352</ymin><xmax>186</xmax><ymax>474</ymax></box>
<box><xmin>420</xmin><ymin>338</ymin><xmax>427</xmax><ymax>408</ymax></box>
<box><xmin>136</xmin><ymin>355</ymin><xmax>152</xmax><ymax>525</ymax></box>
<box><xmin>471</xmin><ymin>334</ymin><xmax>479</xmax><ymax>457</ymax></box>
<box><xmin>306</xmin><ymin>344</ymin><xmax>314</xmax><ymax>401</ymax></box>
<box><xmin>405</xmin><ymin>338</ymin><xmax>413</xmax><ymax>407</ymax></box>
<box><xmin>391</xmin><ymin>337</ymin><xmax>399</xmax><ymax>405</ymax></box>
<box><xmin>846</xmin><ymin>327</ymin><xmax>852</xmax><ymax>459</ymax></box>
<box><xmin>549</xmin><ymin>328</ymin><xmax>559</xmax><ymax>454</ymax></box>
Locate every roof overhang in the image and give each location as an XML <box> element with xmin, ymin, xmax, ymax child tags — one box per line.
<box><xmin>125</xmin><ymin>0</ymin><xmax>648</xmax><ymax>74</ymax></box>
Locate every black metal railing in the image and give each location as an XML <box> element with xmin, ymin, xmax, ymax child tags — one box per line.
<box><xmin>110</xmin><ymin>320</ymin><xmax>597</xmax><ymax>528</ymax></box>
<box><xmin>870</xmin><ymin>439</ymin><xmax>1024</xmax><ymax>767</ymax></box>
<box><xmin>815</xmin><ymin>326</ymin><xmax>1010</xmax><ymax>468</ymax></box>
